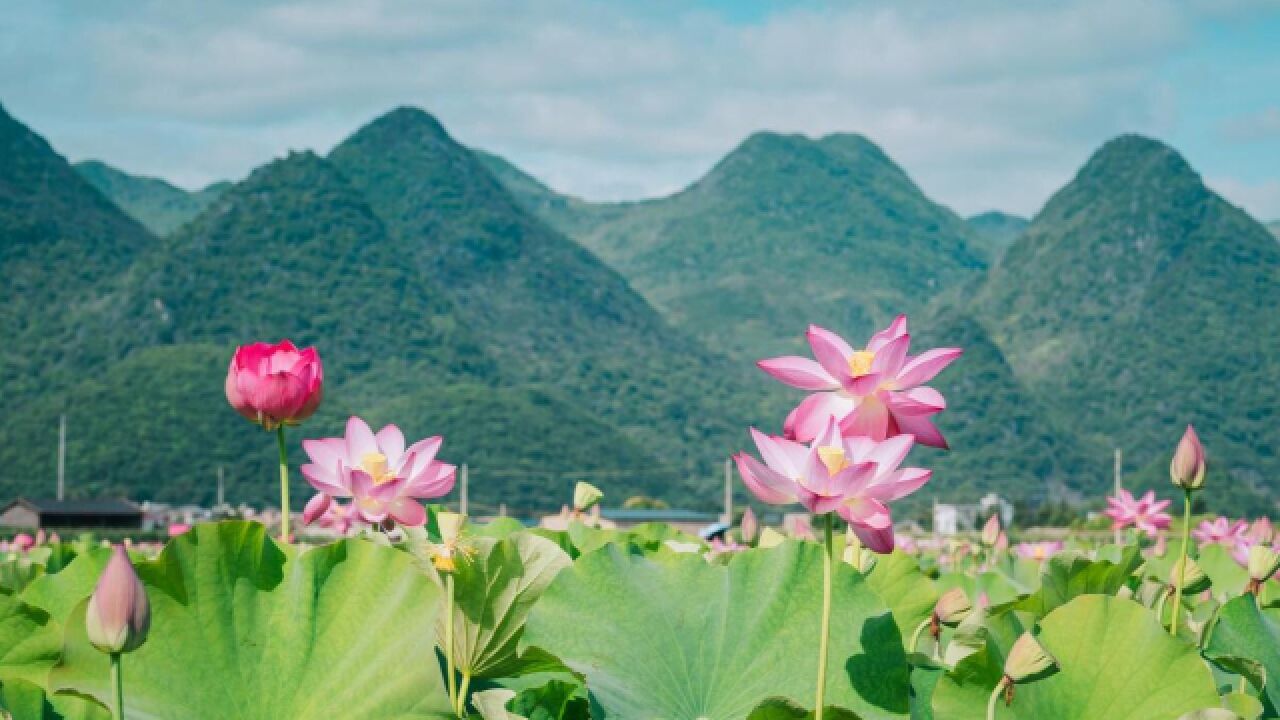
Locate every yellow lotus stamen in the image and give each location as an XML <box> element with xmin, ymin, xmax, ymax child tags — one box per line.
<box><xmin>847</xmin><ymin>351</ymin><xmax>875</xmax><ymax>377</ymax></box>
<box><xmin>360</xmin><ymin>452</ymin><xmax>395</xmax><ymax>485</ymax></box>
<box><xmin>817</xmin><ymin>446</ymin><xmax>850</xmax><ymax>475</ymax></box>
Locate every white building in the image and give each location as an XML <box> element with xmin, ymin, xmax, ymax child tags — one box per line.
<box><xmin>933</xmin><ymin>494</ymin><xmax>1014</xmax><ymax>536</ymax></box>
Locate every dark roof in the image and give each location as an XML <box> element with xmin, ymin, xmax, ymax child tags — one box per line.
<box><xmin>4</xmin><ymin>498</ymin><xmax>142</xmax><ymax>515</ymax></box>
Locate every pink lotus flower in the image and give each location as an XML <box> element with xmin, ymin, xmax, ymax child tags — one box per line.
<box><xmin>1103</xmin><ymin>489</ymin><xmax>1172</xmax><ymax>537</ymax></box>
<box><xmin>1014</xmin><ymin>541</ymin><xmax>1064</xmax><ymax>561</ymax></box>
<box><xmin>758</xmin><ymin>316</ymin><xmax>962</xmax><ymax>447</ymax></box>
<box><xmin>707</xmin><ymin>537</ymin><xmax>745</xmax><ymax>559</ymax></box>
<box><xmin>225</xmin><ymin>340</ymin><xmax>324</xmax><ymax>430</ymax></box>
<box><xmin>12</xmin><ymin>533</ymin><xmax>34</xmax><ymax>552</ymax></box>
<box><xmin>301</xmin><ymin>416</ymin><xmax>456</xmax><ymax>528</ymax></box>
<box><xmin>734</xmin><ymin>416</ymin><xmax>931</xmax><ymax>552</ymax></box>
<box><xmin>86</xmin><ymin>545</ymin><xmax>150</xmax><ymax>654</ymax></box>
<box><xmin>303</xmin><ymin>494</ymin><xmax>362</xmax><ymax>535</ymax></box>
<box><xmin>167</xmin><ymin>523</ymin><xmax>191</xmax><ymax>537</ymax></box>
<box><xmin>1193</xmin><ymin>517</ymin><xmax>1248</xmax><ymax>547</ymax></box>
<box><xmin>1247</xmin><ymin>517</ymin><xmax>1274</xmax><ymax>544</ymax></box>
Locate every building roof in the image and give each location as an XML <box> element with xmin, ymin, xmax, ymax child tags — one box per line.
<box><xmin>3</xmin><ymin>498</ymin><xmax>142</xmax><ymax>515</ymax></box>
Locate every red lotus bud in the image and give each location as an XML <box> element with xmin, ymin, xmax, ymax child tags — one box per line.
<box><xmin>225</xmin><ymin>340</ymin><xmax>324</xmax><ymax>430</ymax></box>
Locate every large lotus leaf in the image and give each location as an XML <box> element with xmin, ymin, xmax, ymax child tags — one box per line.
<box><xmin>1206</xmin><ymin>594</ymin><xmax>1280</xmax><ymax>714</ymax></box>
<box><xmin>443</xmin><ymin>532</ymin><xmax>572</xmax><ymax>679</ymax></box>
<box><xmin>865</xmin><ymin>551</ymin><xmax>938</xmax><ymax>640</ymax></box>
<box><xmin>522</xmin><ymin>541</ymin><xmax>909</xmax><ymax>720</ymax></box>
<box><xmin>0</xmin><ymin>592</ymin><xmax>62</xmax><ymax>686</ymax></box>
<box><xmin>1012</xmin><ymin>546</ymin><xmax>1141</xmax><ymax>618</ymax></box>
<box><xmin>0</xmin><ymin>679</ymin><xmax>108</xmax><ymax>720</ymax></box>
<box><xmin>1198</xmin><ymin>544</ymin><xmax>1249</xmax><ymax>599</ymax></box>
<box><xmin>19</xmin><ymin>548</ymin><xmax>112</xmax><ymax>624</ymax></box>
<box><xmin>936</xmin><ymin>571</ymin><xmax>1022</xmax><ymax>608</ymax></box>
<box><xmin>932</xmin><ymin>595</ymin><xmax>1220</xmax><ymax>718</ymax></box>
<box><xmin>49</xmin><ymin>521</ymin><xmax>452</xmax><ymax>719</ymax></box>
<box><xmin>745</xmin><ymin>698</ymin><xmax>862</xmax><ymax>719</ymax></box>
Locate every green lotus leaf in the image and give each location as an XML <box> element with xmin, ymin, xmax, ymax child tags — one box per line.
<box><xmin>1197</xmin><ymin>544</ymin><xmax>1249</xmax><ymax>599</ymax></box>
<box><xmin>933</xmin><ymin>595</ymin><xmax>1220</xmax><ymax>718</ymax></box>
<box><xmin>865</xmin><ymin>551</ymin><xmax>938</xmax><ymax>641</ymax></box>
<box><xmin>442</xmin><ymin>532</ymin><xmax>572</xmax><ymax>679</ymax></box>
<box><xmin>1012</xmin><ymin>546</ymin><xmax>1141</xmax><ymax>618</ymax></box>
<box><xmin>49</xmin><ymin>521</ymin><xmax>452</xmax><ymax>719</ymax></box>
<box><xmin>745</xmin><ymin>697</ymin><xmax>863</xmax><ymax>719</ymax></box>
<box><xmin>0</xmin><ymin>592</ymin><xmax>62</xmax><ymax>687</ymax></box>
<box><xmin>1221</xmin><ymin>691</ymin><xmax>1264</xmax><ymax>720</ymax></box>
<box><xmin>0</xmin><ymin>679</ymin><xmax>108</xmax><ymax>720</ymax></box>
<box><xmin>522</xmin><ymin>541</ymin><xmax>909</xmax><ymax>719</ymax></box>
<box><xmin>1205</xmin><ymin>594</ymin><xmax>1280</xmax><ymax>714</ymax></box>
<box><xmin>18</xmin><ymin>548</ymin><xmax>111</xmax><ymax>625</ymax></box>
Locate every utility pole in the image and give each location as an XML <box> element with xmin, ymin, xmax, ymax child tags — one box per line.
<box><xmin>1113</xmin><ymin>448</ymin><xmax>1123</xmax><ymax>546</ymax></box>
<box><xmin>459</xmin><ymin>464</ymin><xmax>469</xmax><ymax>516</ymax></box>
<box><xmin>217</xmin><ymin>466</ymin><xmax>226</xmax><ymax>507</ymax></box>
<box><xmin>723</xmin><ymin>458</ymin><xmax>733</xmax><ymax>525</ymax></box>
<box><xmin>56</xmin><ymin>414</ymin><xmax>66</xmax><ymax>501</ymax></box>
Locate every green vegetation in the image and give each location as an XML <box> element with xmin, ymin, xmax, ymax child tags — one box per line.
<box><xmin>965</xmin><ymin>211</ymin><xmax>1028</xmax><ymax>262</ymax></box>
<box><xmin>74</xmin><ymin>160</ymin><xmax>228</xmax><ymax>235</ymax></box>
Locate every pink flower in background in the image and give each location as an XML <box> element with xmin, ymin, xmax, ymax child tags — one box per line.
<box><xmin>1192</xmin><ymin>517</ymin><xmax>1248</xmax><ymax>547</ymax></box>
<box><xmin>1104</xmin><ymin>490</ymin><xmax>1172</xmax><ymax>537</ymax></box>
<box><xmin>225</xmin><ymin>340</ymin><xmax>324</xmax><ymax>430</ymax></box>
<box><xmin>757</xmin><ymin>316</ymin><xmax>962</xmax><ymax>447</ymax></box>
<box><xmin>1247</xmin><ymin>517</ymin><xmax>1275</xmax><ymax>544</ymax></box>
<box><xmin>735</xmin><ymin>416</ymin><xmax>930</xmax><ymax>552</ymax></box>
<box><xmin>166</xmin><ymin>523</ymin><xmax>191</xmax><ymax>537</ymax></box>
<box><xmin>301</xmin><ymin>416</ymin><xmax>456</xmax><ymax>528</ymax></box>
<box><xmin>303</xmin><ymin>495</ymin><xmax>362</xmax><ymax>535</ymax></box>
<box><xmin>1014</xmin><ymin>541</ymin><xmax>1064</xmax><ymax>561</ymax></box>
<box><xmin>707</xmin><ymin>537</ymin><xmax>745</xmax><ymax>559</ymax></box>
<box><xmin>12</xmin><ymin>533</ymin><xmax>34</xmax><ymax>552</ymax></box>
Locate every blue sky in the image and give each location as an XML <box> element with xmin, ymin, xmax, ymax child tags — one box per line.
<box><xmin>4</xmin><ymin>0</ymin><xmax>1279</xmax><ymax>219</ymax></box>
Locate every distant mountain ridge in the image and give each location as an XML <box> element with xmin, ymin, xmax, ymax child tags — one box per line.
<box><xmin>75</xmin><ymin>160</ymin><xmax>228</xmax><ymax>235</ymax></box>
<box><xmin>966</xmin><ymin>211</ymin><xmax>1028</xmax><ymax>261</ymax></box>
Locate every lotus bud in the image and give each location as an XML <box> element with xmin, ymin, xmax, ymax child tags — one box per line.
<box><xmin>1004</xmin><ymin>632</ymin><xmax>1056</xmax><ymax>683</ymax></box>
<box><xmin>35</xmin><ymin>529</ymin><xmax>46</xmax><ymax>546</ymax></box>
<box><xmin>1247</xmin><ymin>544</ymin><xmax>1280</xmax><ymax>593</ymax></box>
<box><xmin>86</xmin><ymin>546</ymin><xmax>150</xmax><ymax>655</ymax></box>
<box><xmin>1247</xmin><ymin>518</ymin><xmax>1274</xmax><ymax>544</ymax></box>
<box><xmin>573</xmin><ymin>481</ymin><xmax>603</xmax><ymax>513</ymax></box>
<box><xmin>982</xmin><ymin>514</ymin><xmax>1001</xmax><ymax>547</ymax></box>
<box><xmin>49</xmin><ymin>532</ymin><xmax>61</xmax><ymax>544</ymax></box>
<box><xmin>1170</xmin><ymin>425</ymin><xmax>1206</xmax><ymax>491</ymax></box>
<box><xmin>301</xmin><ymin>493</ymin><xmax>331</xmax><ymax>526</ymax></box>
<box><xmin>757</xmin><ymin>527</ymin><xmax>786</xmax><ymax>549</ymax></box>
<box><xmin>740</xmin><ymin>507</ymin><xmax>759</xmax><ymax>544</ymax></box>
<box><xmin>1153</xmin><ymin>532</ymin><xmax>1168</xmax><ymax>557</ymax></box>
<box><xmin>1169</xmin><ymin>555</ymin><xmax>1210</xmax><ymax>594</ymax></box>
<box><xmin>994</xmin><ymin>531</ymin><xmax>1009</xmax><ymax>553</ymax></box>
<box><xmin>933</xmin><ymin>587</ymin><xmax>973</xmax><ymax>627</ymax></box>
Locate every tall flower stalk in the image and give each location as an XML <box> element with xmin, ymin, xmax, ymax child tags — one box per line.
<box><xmin>110</xmin><ymin>652</ymin><xmax>124</xmax><ymax>720</ymax></box>
<box><xmin>277</xmin><ymin>425</ymin><xmax>291</xmax><ymax>543</ymax></box>
<box><xmin>1168</xmin><ymin>425</ymin><xmax>1206</xmax><ymax>636</ymax></box>
<box><xmin>86</xmin><ymin>546</ymin><xmax>150</xmax><ymax>720</ymax></box>
<box><xmin>815</xmin><ymin>514</ymin><xmax>834</xmax><ymax>719</ymax></box>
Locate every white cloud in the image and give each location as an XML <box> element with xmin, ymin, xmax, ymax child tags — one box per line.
<box><xmin>1</xmin><ymin>0</ymin><xmax>1275</xmax><ymax>216</ymax></box>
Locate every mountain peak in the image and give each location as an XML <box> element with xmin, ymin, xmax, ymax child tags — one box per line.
<box><xmin>1075</xmin><ymin>133</ymin><xmax>1199</xmax><ymax>188</ymax></box>
<box><xmin>350</xmin><ymin>106</ymin><xmax>452</xmax><ymax>146</ymax></box>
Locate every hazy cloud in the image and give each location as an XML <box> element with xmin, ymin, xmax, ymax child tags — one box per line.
<box><xmin>3</xmin><ymin>0</ymin><xmax>1278</xmax><ymax>218</ymax></box>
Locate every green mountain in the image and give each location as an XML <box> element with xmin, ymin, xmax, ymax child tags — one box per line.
<box><xmin>0</xmin><ymin>106</ymin><xmax>770</xmax><ymax>512</ymax></box>
<box><xmin>327</xmin><ymin>108</ymin><xmax>771</xmax><ymax>468</ymax></box>
<box><xmin>1268</xmin><ymin>220</ymin><xmax>1279</xmax><ymax>240</ymax></box>
<box><xmin>966</xmin><ymin>211</ymin><xmax>1028</xmax><ymax>262</ymax></box>
<box><xmin>75</xmin><ymin>159</ymin><xmax>228</xmax><ymax>235</ymax></box>
<box><xmin>491</xmin><ymin>131</ymin><xmax>986</xmax><ymax>359</ymax></box>
<box><xmin>971</xmin><ymin>134</ymin><xmax>1280</xmax><ymax>514</ymax></box>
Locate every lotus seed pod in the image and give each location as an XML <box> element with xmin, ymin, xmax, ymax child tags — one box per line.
<box><xmin>85</xmin><ymin>546</ymin><xmax>150</xmax><ymax>654</ymax></box>
<box><xmin>757</xmin><ymin>527</ymin><xmax>786</xmax><ymax>549</ymax></box>
<box><xmin>1247</xmin><ymin>544</ymin><xmax>1280</xmax><ymax>583</ymax></box>
<box><xmin>1170</xmin><ymin>425</ymin><xmax>1206</xmax><ymax>491</ymax></box>
<box><xmin>1004</xmin><ymin>632</ymin><xmax>1056</xmax><ymax>682</ymax></box>
<box><xmin>573</xmin><ymin>481</ymin><xmax>603</xmax><ymax>512</ymax></box>
<box><xmin>981</xmin><ymin>514</ymin><xmax>1001</xmax><ymax>547</ymax></box>
<box><xmin>1169</xmin><ymin>555</ymin><xmax>1211</xmax><ymax>594</ymax></box>
<box><xmin>934</xmin><ymin>587</ymin><xmax>973</xmax><ymax>626</ymax></box>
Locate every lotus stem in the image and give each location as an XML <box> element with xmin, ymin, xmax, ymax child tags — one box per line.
<box><xmin>815</xmin><ymin>513</ymin><xmax>834</xmax><ymax>720</ymax></box>
<box><xmin>110</xmin><ymin>652</ymin><xmax>124</xmax><ymax>720</ymax></box>
<box><xmin>1170</xmin><ymin>489</ymin><xmax>1192</xmax><ymax>636</ymax></box>
<box><xmin>456</xmin><ymin>672</ymin><xmax>472</xmax><ymax>717</ymax></box>
<box><xmin>444</xmin><ymin>573</ymin><xmax>458</xmax><ymax>715</ymax></box>
<box><xmin>909</xmin><ymin>616</ymin><xmax>932</xmax><ymax>654</ymax></box>
<box><xmin>276</xmin><ymin>425</ymin><xmax>291</xmax><ymax>543</ymax></box>
<box><xmin>986</xmin><ymin>677</ymin><xmax>1008</xmax><ymax>720</ymax></box>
